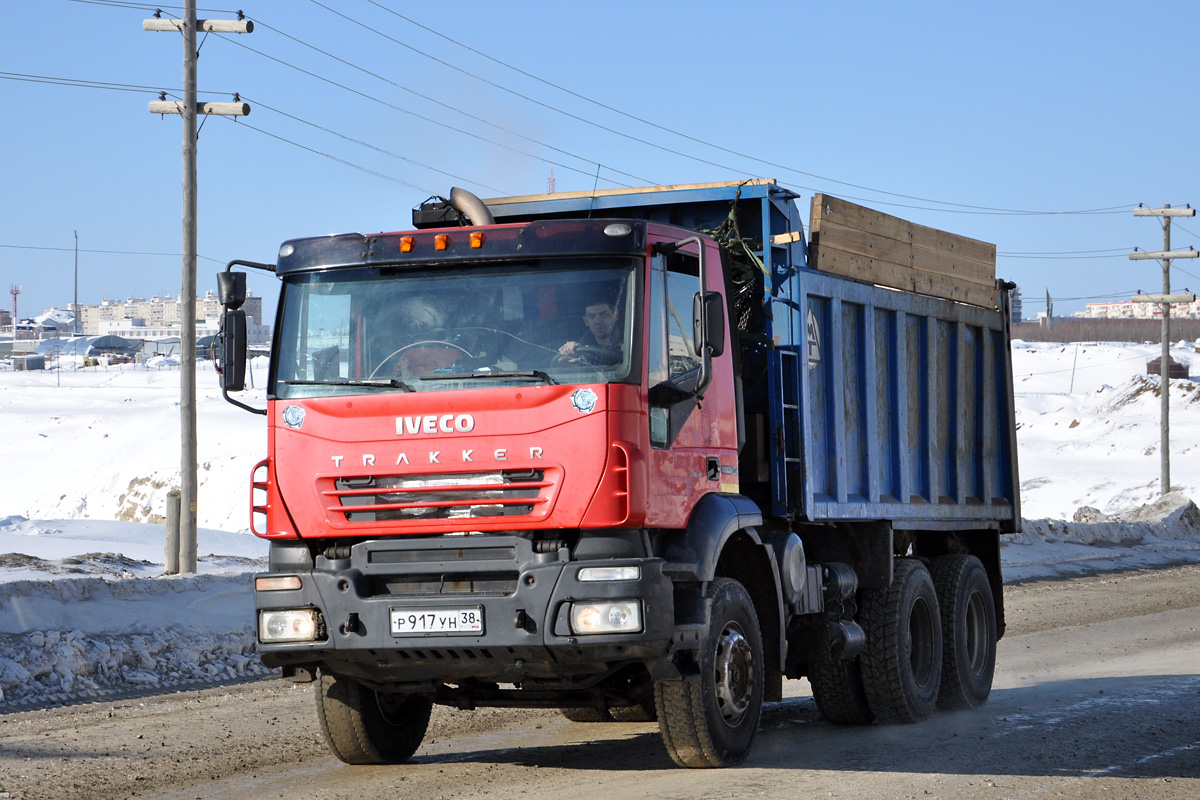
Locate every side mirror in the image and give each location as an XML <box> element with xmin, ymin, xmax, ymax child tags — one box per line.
<box><xmin>217</xmin><ymin>309</ymin><xmax>247</xmax><ymax>391</ymax></box>
<box><xmin>217</xmin><ymin>271</ymin><xmax>247</xmax><ymax>310</ymax></box>
<box><xmin>693</xmin><ymin>291</ymin><xmax>726</xmax><ymax>357</ymax></box>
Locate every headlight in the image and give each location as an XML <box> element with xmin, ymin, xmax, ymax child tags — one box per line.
<box><xmin>259</xmin><ymin>609</ymin><xmax>320</xmax><ymax>643</ymax></box>
<box><xmin>570</xmin><ymin>600</ymin><xmax>642</xmax><ymax>635</ymax></box>
<box><xmin>577</xmin><ymin>565</ymin><xmax>640</xmax><ymax>582</ymax></box>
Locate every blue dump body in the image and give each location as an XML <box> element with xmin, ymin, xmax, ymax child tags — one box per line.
<box><xmin>486</xmin><ymin>180</ymin><xmax>1020</xmax><ymax>532</ymax></box>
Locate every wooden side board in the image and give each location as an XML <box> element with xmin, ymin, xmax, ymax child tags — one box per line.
<box><xmin>808</xmin><ymin>194</ymin><xmax>999</xmax><ymax>309</ymax></box>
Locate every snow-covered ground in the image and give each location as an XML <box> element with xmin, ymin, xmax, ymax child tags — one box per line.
<box><xmin>1</xmin><ymin>344</ymin><xmax>1199</xmax><ymax>708</ymax></box>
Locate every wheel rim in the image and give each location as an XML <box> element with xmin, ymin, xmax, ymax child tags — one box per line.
<box><xmin>374</xmin><ymin>691</ymin><xmax>412</xmax><ymax>726</ymax></box>
<box><xmin>908</xmin><ymin>596</ymin><xmax>936</xmax><ymax>689</ymax></box>
<box><xmin>714</xmin><ymin>621</ymin><xmax>755</xmax><ymax>727</ymax></box>
<box><xmin>964</xmin><ymin>589</ymin><xmax>989</xmax><ymax>676</ymax></box>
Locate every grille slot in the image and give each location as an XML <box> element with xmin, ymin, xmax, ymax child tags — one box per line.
<box><xmin>374</xmin><ymin>571</ymin><xmax>518</xmax><ymax>597</ymax></box>
<box><xmin>328</xmin><ymin>470</ymin><xmax>548</xmax><ymax>522</ymax></box>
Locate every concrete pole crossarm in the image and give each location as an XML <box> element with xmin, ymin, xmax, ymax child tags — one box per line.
<box><xmin>1131</xmin><ymin>294</ymin><xmax>1197</xmax><ymax>304</ymax></box>
<box><xmin>1129</xmin><ymin>250</ymin><xmax>1199</xmax><ymax>260</ymax></box>
<box><xmin>143</xmin><ymin>18</ymin><xmax>253</xmax><ymax>33</ymax></box>
<box><xmin>1134</xmin><ymin>207</ymin><xmax>1196</xmax><ymax>217</ymax></box>
<box><xmin>148</xmin><ymin>101</ymin><xmax>251</xmax><ymax>116</ymax></box>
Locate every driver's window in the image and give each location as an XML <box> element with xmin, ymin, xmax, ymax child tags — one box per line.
<box><xmin>648</xmin><ymin>250</ymin><xmax>700</xmax><ymax>448</ymax></box>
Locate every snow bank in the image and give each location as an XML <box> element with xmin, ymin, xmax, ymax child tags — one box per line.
<box><xmin>0</xmin><ymin>573</ymin><xmax>271</xmax><ymax>706</ymax></box>
<box><xmin>1007</xmin><ymin>493</ymin><xmax>1200</xmax><ymax>581</ymax></box>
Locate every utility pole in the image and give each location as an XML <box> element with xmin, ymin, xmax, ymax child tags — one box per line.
<box><xmin>145</xmin><ymin>5</ymin><xmax>251</xmax><ymax>573</ymax></box>
<box><xmin>73</xmin><ymin>231</ymin><xmax>79</xmax><ymax>335</ymax></box>
<box><xmin>1129</xmin><ymin>204</ymin><xmax>1198</xmax><ymax>496</ymax></box>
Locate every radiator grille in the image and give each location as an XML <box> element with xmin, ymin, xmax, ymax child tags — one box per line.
<box><xmin>327</xmin><ymin>469</ymin><xmax>550</xmax><ymax>522</ymax></box>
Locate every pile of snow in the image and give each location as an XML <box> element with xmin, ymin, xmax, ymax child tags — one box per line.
<box><xmin>1</xmin><ymin>345</ymin><xmax>1199</xmax><ymax>709</ymax></box>
<box><xmin>0</xmin><ymin>575</ymin><xmax>271</xmax><ymax>706</ymax></box>
<box><xmin>1005</xmin><ymin>492</ymin><xmax>1200</xmax><ymax>581</ymax></box>
<box><xmin>0</xmin><ymin>516</ymin><xmax>268</xmax><ymax>707</ymax></box>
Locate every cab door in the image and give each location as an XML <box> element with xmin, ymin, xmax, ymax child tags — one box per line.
<box><xmin>643</xmin><ymin>239</ymin><xmax>738</xmax><ymax>528</ymax></box>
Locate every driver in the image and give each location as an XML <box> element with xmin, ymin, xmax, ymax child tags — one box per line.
<box><xmin>373</xmin><ymin>294</ymin><xmax>463</xmax><ymax>380</ymax></box>
<box><xmin>557</xmin><ymin>296</ymin><xmax>621</xmax><ymax>364</ymax></box>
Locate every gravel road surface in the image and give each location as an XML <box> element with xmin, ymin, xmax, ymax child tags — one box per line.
<box><xmin>2</xmin><ymin>564</ymin><xmax>1198</xmax><ymax>800</ymax></box>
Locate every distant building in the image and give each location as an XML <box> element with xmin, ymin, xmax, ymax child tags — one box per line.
<box><xmin>1076</xmin><ymin>298</ymin><xmax>1200</xmax><ymax>320</ymax></box>
<box><xmin>94</xmin><ymin>316</ymin><xmax>269</xmax><ymax>345</ymax></box>
<box><xmin>1010</xmin><ymin>286</ymin><xmax>1022</xmax><ymax>324</ymax></box>
<box><xmin>69</xmin><ymin>291</ymin><xmax>267</xmax><ymax>340</ymax></box>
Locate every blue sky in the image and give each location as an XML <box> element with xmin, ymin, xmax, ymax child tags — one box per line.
<box><xmin>3</xmin><ymin>1</ymin><xmax>1200</xmax><ymax>324</ymax></box>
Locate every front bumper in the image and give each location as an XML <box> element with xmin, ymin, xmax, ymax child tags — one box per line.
<box><xmin>255</xmin><ymin>535</ymin><xmax>676</xmax><ymax>687</ymax></box>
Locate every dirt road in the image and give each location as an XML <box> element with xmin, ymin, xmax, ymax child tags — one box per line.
<box><xmin>2</xmin><ymin>564</ymin><xmax>1198</xmax><ymax>800</ymax></box>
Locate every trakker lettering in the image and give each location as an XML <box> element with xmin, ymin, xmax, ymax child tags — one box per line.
<box><xmin>330</xmin><ymin>446</ymin><xmax>545</xmax><ymax>468</ymax></box>
<box><xmin>396</xmin><ymin>414</ymin><xmax>475</xmax><ymax>436</ymax></box>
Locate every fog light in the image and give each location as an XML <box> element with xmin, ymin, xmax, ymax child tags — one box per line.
<box><xmin>259</xmin><ymin>609</ymin><xmax>319</xmax><ymax>643</ymax></box>
<box><xmin>578</xmin><ymin>565</ymin><xmax>640</xmax><ymax>582</ymax></box>
<box><xmin>569</xmin><ymin>600</ymin><xmax>642</xmax><ymax>635</ymax></box>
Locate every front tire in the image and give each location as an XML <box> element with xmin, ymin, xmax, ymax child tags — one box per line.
<box><xmin>931</xmin><ymin>554</ymin><xmax>997</xmax><ymax>709</ymax></box>
<box><xmin>859</xmin><ymin>559</ymin><xmax>942</xmax><ymax>724</ymax></box>
<box><xmin>655</xmin><ymin>577</ymin><xmax>764</xmax><ymax>768</ymax></box>
<box><xmin>315</xmin><ymin>671</ymin><xmax>433</xmax><ymax>765</ymax></box>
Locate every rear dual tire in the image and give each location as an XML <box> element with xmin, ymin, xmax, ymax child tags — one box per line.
<box><xmin>931</xmin><ymin>554</ymin><xmax>997</xmax><ymax>710</ymax></box>
<box><xmin>859</xmin><ymin>558</ymin><xmax>943</xmax><ymax>724</ymax></box>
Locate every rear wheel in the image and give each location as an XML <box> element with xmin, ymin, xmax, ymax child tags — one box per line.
<box><xmin>859</xmin><ymin>559</ymin><xmax>942</xmax><ymax>723</ymax></box>
<box><xmin>809</xmin><ymin>656</ymin><xmax>874</xmax><ymax>725</ymax></box>
<box><xmin>315</xmin><ymin>671</ymin><xmax>433</xmax><ymax>764</ymax></box>
<box><xmin>931</xmin><ymin>554</ymin><xmax>997</xmax><ymax>709</ymax></box>
<box><xmin>655</xmin><ymin>577</ymin><xmax>764</xmax><ymax>768</ymax></box>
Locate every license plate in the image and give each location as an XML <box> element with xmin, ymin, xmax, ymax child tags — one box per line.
<box><xmin>390</xmin><ymin>607</ymin><xmax>484</xmax><ymax>636</ymax></box>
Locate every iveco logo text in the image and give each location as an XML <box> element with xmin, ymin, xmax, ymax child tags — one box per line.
<box><xmin>396</xmin><ymin>414</ymin><xmax>475</xmax><ymax>436</ymax></box>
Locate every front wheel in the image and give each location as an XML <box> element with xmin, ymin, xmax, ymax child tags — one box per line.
<box><xmin>655</xmin><ymin>577</ymin><xmax>764</xmax><ymax>768</ymax></box>
<box><xmin>315</xmin><ymin>671</ymin><xmax>433</xmax><ymax>764</ymax></box>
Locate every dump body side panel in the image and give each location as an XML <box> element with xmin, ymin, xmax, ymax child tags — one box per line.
<box><xmin>790</xmin><ymin>269</ymin><xmax>1018</xmax><ymax>528</ymax></box>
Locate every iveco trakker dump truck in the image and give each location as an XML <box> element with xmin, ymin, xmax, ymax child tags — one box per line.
<box><xmin>216</xmin><ymin>180</ymin><xmax>1019</xmax><ymax>768</ymax></box>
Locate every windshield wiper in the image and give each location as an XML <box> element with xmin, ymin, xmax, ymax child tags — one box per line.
<box><xmin>419</xmin><ymin>370</ymin><xmax>557</xmax><ymax>386</ymax></box>
<box><xmin>280</xmin><ymin>378</ymin><xmax>414</xmax><ymax>392</ymax></box>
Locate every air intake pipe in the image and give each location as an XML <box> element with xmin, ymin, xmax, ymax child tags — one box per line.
<box><xmin>449</xmin><ymin>187</ymin><xmax>495</xmax><ymax>226</ymax></box>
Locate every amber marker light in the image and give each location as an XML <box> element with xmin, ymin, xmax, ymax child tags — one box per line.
<box><xmin>400</xmin><ymin>236</ymin><xmax>414</xmax><ymax>252</ymax></box>
<box><xmin>435</xmin><ymin>234</ymin><xmax>449</xmax><ymax>250</ymax></box>
<box><xmin>470</xmin><ymin>231</ymin><xmax>485</xmax><ymax>248</ymax></box>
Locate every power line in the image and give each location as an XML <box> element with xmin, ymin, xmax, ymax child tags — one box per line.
<box><xmin>354</xmin><ymin>0</ymin><xmax>1136</xmax><ymax>217</ymax></box>
<box><xmin>220</xmin><ymin>115</ymin><xmax>441</xmax><ymax>195</ymax></box>
<box><xmin>998</xmin><ymin>247</ymin><xmax>1133</xmax><ymax>255</ymax></box>
<box><xmin>2</xmin><ymin>71</ymin><xmax>509</xmax><ymax>194</ymax></box>
<box><xmin>999</xmin><ymin>253</ymin><xmax>1134</xmax><ymax>260</ymax></box>
<box><xmin>210</xmin><ymin>23</ymin><xmax>643</xmax><ymax>187</ymax></box>
<box><xmin>0</xmin><ymin>71</ymin><xmax>199</xmax><ymax>95</ymax></box>
<box><xmin>64</xmin><ymin>0</ymin><xmax>239</xmax><ymax>11</ymax></box>
<box><xmin>0</xmin><ymin>242</ymin><xmax>225</xmax><ymax>263</ymax></box>
<box><xmin>240</xmin><ymin>96</ymin><xmax>510</xmax><ymax>195</ymax></box>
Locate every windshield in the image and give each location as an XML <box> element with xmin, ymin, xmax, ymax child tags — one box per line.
<box><xmin>271</xmin><ymin>257</ymin><xmax>638</xmax><ymax>398</ymax></box>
